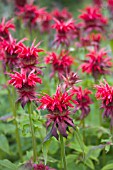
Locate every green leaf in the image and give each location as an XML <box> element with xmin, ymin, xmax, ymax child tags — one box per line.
<box><xmin>0</xmin><ymin>159</ymin><xmax>18</xmax><ymax>170</ymax></box>
<box><xmin>85</xmin><ymin>159</ymin><xmax>95</xmax><ymax>170</ymax></box>
<box><xmin>0</xmin><ymin>134</ymin><xmax>10</xmax><ymax>154</ymax></box>
<box><xmin>105</xmin><ymin>145</ymin><xmax>110</xmax><ymax>153</ymax></box>
<box><xmin>101</xmin><ymin>163</ymin><xmax>113</xmax><ymax>170</ymax></box>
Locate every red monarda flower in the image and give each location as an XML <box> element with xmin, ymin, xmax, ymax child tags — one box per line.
<box><xmin>80</xmin><ymin>49</ymin><xmax>112</xmax><ymax>81</ymax></box>
<box><xmin>108</xmin><ymin>0</ymin><xmax>113</xmax><ymax>17</ymax></box>
<box><xmin>79</xmin><ymin>33</ymin><xmax>102</xmax><ymax>49</ymax></box>
<box><xmin>0</xmin><ymin>18</ymin><xmax>15</xmax><ymax>40</ymax></box>
<box><xmin>79</xmin><ymin>6</ymin><xmax>108</xmax><ymax>33</ymax></box>
<box><xmin>95</xmin><ymin>80</ymin><xmax>113</xmax><ymax>126</ymax></box>
<box><xmin>16</xmin><ymin>4</ymin><xmax>45</xmax><ymax>29</ymax></box>
<box><xmin>1</xmin><ymin>35</ymin><xmax>26</xmax><ymax>70</ymax></box>
<box><xmin>52</xmin><ymin>18</ymin><xmax>75</xmax><ymax>47</ymax></box>
<box><xmin>71</xmin><ymin>86</ymin><xmax>92</xmax><ymax>119</ymax></box>
<box><xmin>52</xmin><ymin>8</ymin><xmax>72</xmax><ymax>21</ymax></box>
<box><xmin>16</xmin><ymin>40</ymin><xmax>43</xmax><ymax>73</ymax></box>
<box><xmin>93</xmin><ymin>0</ymin><xmax>103</xmax><ymax>7</ymax></box>
<box><xmin>8</xmin><ymin>70</ymin><xmax>42</xmax><ymax>107</ymax></box>
<box><xmin>61</xmin><ymin>71</ymin><xmax>81</xmax><ymax>90</ymax></box>
<box><xmin>45</xmin><ymin>50</ymin><xmax>74</xmax><ymax>79</ymax></box>
<box><xmin>39</xmin><ymin>11</ymin><xmax>52</xmax><ymax>33</ymax></box>
<box><xmin>38</xmin><ymin>86</ymin><xmax>77</xmax><ymax>139</ymax></box>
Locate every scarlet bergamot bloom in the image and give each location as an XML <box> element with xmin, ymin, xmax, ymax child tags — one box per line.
<box><xmin>95</xmin><ymin>80</ymin><xmax>113</xmax><ymax>126</ymax></box>
<box><xmin>38</xmin><ymin>86</ymin><xmax>77</xmax><ymax>139</ymax></box>
<box><xmin>8</xmin><ymin>69</ymin><xmax>42</xmax><ymax>108</ymax></box>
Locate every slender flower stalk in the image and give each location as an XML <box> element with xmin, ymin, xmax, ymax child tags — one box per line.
<box><xmin>8</xmin><ymin>87</ymin><xmax>23</xmax><ymax>160</ymax></box>
<box><xmin>27</xmin><ymin>102</ymin><xmax>37</xmax><ymax>162</ymax></box>
<box><xmin>60</xmin><ymin>134</ymin><xmax>67</xmax><ymax>170</ymax></box>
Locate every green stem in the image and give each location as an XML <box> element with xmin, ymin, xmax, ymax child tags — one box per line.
<box><xmin>60</xmin><ymin>134</ymin><xmax>67</xmax><ymax>170</ymax></box>
<box><xmin>27</xmin><ymin>102</ymin><xmax>37</xmax><ymax>162</ymax></box>
<box><xmin>13</xmin><ymin>103</ymin><xmax>23</xmax><ymax>161</ymax></box>
<box><xmin>8</xmin><ymin>88</ymin><xmax>23</xmax><ymax>161</ymax></box>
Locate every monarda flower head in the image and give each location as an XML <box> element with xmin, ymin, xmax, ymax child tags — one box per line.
<box><xmin>8</xmin><ymin>70</ymin><xmax>42</xmax><ymax>108</ymax></box>
<box><xmin>61</xmin><ymin>71</ymin><xmax>81</xmax><ymax>90</ymax></box>
<box><xmin>95</xmin><ymin>80</ymin><xmax>113</xmax><ymax>127</ymax></box>
<box><xmin>71</xmin><ymin>86</ymin><xmax>92</xmax><ymax>119</ymax></box>
<box><xmin>0</xmin><ymin>18</ymin><xmax>15</xmax><ymax>41</ymax></box>
<box><xmin>51</xmin><ymin>8</ymin><xmax>72</xmax><ymax>21</ymax></box>
<box><xmin>78</xmin><ymin>33</ymin><xmax>102</xmax><ymax>50</ymax></box>
<box><xmin>80</xmin><ymin>48</ymin><xmax>112</xmax><ymax>81</ymax></box>
<box><xmin>93</xmin><ymin>0</ymin><xmax>103</xmax><ymax>7</ymax></box>
<box><xmin>79</xmin><ymin>6</ymin><xmax>108</xmax><ymax>33</ymax></box>
<box><xmin>52</xmin><ymin>18</ymin><xmax>75</xmax><ymax>47</ymax></box>
<box><xmin>39</xmin><ymin>11</ymin><xmax>52</xmax><ymax>33</ymax></box>
<box><xmin>16</xmin><ymin>39</ymin><xmax>43</xmax><ymax>74</ymax></box>
<box><xmin>33</xmin><ymin>163</ymin><xmax>56</xmax><ymax>170</ymax></box>
<box><xmin>1</xmin><ymin>34</ymin><xmax>26</xmax><ymax>71</ymax></box>
<box><xmin>108</xmin><ymin>0</ymin><xmax>113</xmax><ymax>17</ymax></box>
<box><xmin>45</xmin><ymin>50</ymin><xmax>73</xmax><ymax>79</ymax></box>
<box><xmin>38</xmin><ymin>86</ymin><xmax>77</xmax><ymax>139</ymax></box>
<box><xmin>16</xmin><ymin>4</ymin><xmax>45</xmax><ymax>29</ymax></box>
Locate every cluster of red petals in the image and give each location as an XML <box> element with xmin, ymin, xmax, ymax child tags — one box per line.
<box><xmin>71</xmin><ymin>86</ymin><xmax>92</xmax><ymax>119</ymax></box>
<box><xmin>8</xmin><ymin>70</ymin><xmax>42</xmax><ymax>107</ymax></box>
<box><xmin>62</xmin><ymin>71</ymin><xmax>81</xmax><ymax>90</ymax></box>
<box><xmin>80</xmin><ymin>49</ymin><xmax>112</xmax><ymax>81</ymax></box>
<box><xmin>16</xmin><ymin>40</ymin><xmax>43</xmax><ymax>72</ymax></box>
<box><xmin>39</xmin><ymin>11</ymin><xmax>52</xmax><ymax>33</ymax></box>
<box><xmin>45</xmin><ymin>51</ymin><xmax>73</xmax><ymax>79</ymax></box>
<box><xmin>108</xmin><ymin>0</ymin><xmax>113</xmax><ymax>7</ymax></box>
<box><xmin>51</xmin><ymin>8</ymin><xmax>72</xmax><ymax>21</ymax></box>
<box><xmin>1</xmin><ymin>35</ymin><xmax>25</xmax><ymax>70</ymax></box>
<box><xmin>78</xmin><ymin>33</ymin><xmax>102</xmax><ymax>49</ymax></box>
<box><xmin>79</xmin><ymin>6</ymin><xmax>108</xmax><ymax>33</ymax></box>
<box><xmin>93</xmin><ymin>0</ymin><xmax>103</xmax><ymax>7</ymax></box>
<box><xmin>16</xmin><ymin>4</ymin><xmax>46</xmax><ymax>28</ymax></box>
<box><xmin>38</xmin><ymin>86</ymin><xmax>77</xmax><ymax>139</ymax></box>
<box><xmin>0</xmin><ymin>18</ymin><xmax>15</xmax><ymax>40</ymax></box>
<box><xmin>52</xmin><ymin>18</ymin><xmax>76</xmax><ymax>47</ymax></box>
<box><xmin>108</xmin><ymin>0</ymin><xmax>113</xmax><ymax>16</ymax></box>
<box><xmin>95</xmin><ymin>80</ymin><xmax>113</xmax><ymax>126</ymax></box>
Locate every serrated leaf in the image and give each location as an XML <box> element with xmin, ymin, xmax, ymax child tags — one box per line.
<box><xmin>0</xmin><ymin>134</ymin><xmax>10</xmax><ymax>154</ymax></box>
<box><xmin>101</xmin><ymin>163</ymin><xmax>113</xmax><ymax>170</ymax></box>
<box><xmin>0</xmin><ymin>159</ymin><xmax>18</xmax><ymax>170</ymax></box>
